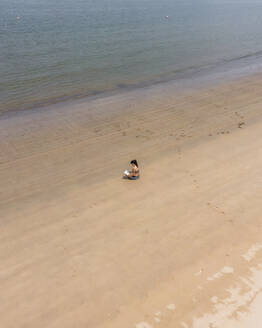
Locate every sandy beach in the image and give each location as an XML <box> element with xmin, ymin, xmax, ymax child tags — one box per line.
<box><xmin>1</xmin><ymin>69</ymin><xmax>262</xmax><ymax>328</ymax></box>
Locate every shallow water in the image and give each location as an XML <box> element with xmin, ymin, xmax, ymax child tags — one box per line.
<box><xmin>2</xmin><ymin>0</ymin><xmax>262</xmax><ymax>113</ymax></box>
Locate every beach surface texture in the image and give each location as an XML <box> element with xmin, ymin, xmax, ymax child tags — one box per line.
<box><xmin>1</xmin><ymin>66</ymin><xmax>262</xmax><ymax>328</ymax></box>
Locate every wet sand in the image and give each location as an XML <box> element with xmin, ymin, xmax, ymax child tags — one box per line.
<box><xmin>1</xmin><ymin>70</ymin><xmax>262</xmax><ymax>328</ymax></box>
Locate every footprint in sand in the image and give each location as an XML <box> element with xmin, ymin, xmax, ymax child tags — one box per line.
<box><xmin>235</xmin><ymin>112</ymin><xmax>245</xmax><ymax>119</ymax></box>
<box><xmin>238</xmin><ymin>122</ymin><xmax>245</xmax><ymax>128</ymax></box>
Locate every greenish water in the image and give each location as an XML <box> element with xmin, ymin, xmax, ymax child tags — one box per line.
<box><xmin>2</xmin><ymin>0</ymin><xmax>262</xmax><ymax>113</ymax></box>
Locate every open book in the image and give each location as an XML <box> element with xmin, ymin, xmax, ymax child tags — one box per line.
<box><xmin>124</xmin><ymin>170</ymin><xmax>129</xmax><ymax>176</ymax></box>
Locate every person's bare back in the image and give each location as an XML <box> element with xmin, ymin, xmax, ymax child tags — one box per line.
<box><xmin>123</xmin><ymin>160</ymin><xmax>140</xmax><ymax>180</ymax></box>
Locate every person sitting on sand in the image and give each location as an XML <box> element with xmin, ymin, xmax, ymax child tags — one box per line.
<box><xmin>123</xmin><ymin>160</ymin><xmax>140</xmax><ymax>180</ymax></box>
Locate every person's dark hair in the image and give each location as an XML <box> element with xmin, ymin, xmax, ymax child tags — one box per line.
<box><xmin>130</xmin><ymin>159</ymin><xmax>138</xmax><ymax>167</ymax></box>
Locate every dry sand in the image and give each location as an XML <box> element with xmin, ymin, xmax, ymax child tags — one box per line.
<box><xmin>1</xmin><ymin>71</ymin><xmax>262</xmax><ymax>328</ymax></box>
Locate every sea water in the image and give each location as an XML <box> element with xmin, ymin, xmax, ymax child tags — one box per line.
<box><xmin>1</xmin><ymin>0</ymin><xmax>262</xmax><ymax>114</ymax></box>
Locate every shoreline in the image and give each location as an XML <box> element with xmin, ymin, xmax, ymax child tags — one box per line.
<box><xmin>2</xmin><ymin>51</ymin><xmax>262</xmax><ymax>119</ymax></box>
<box><xmin>1</xmin><ymin>65</ymin><xmax>262</xmax><ymax>327</ymax></box>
